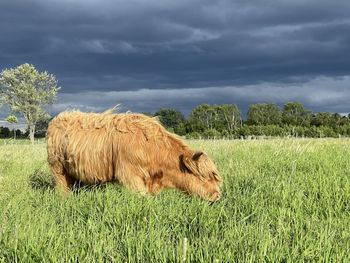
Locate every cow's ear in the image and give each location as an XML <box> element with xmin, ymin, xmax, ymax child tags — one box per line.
<box><xmin>192</xmin><ymin>151</ymin><xmax>203</xmax><ymax>161</ymax></box>
<box><xmin>181</xmin><ymin>152</ymin><xmax>203</xmax><ymax>180</ymax></box>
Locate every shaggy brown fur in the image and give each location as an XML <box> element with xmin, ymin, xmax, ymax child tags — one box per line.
<box><xmin>46</xmin><ymin>110</ymin><xmax>222</xmax><ymax>201</ymax></box>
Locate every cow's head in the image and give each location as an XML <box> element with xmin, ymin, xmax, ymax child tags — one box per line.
<box><xmin>181</xmin><ymin>151</ymin><xmax>222</xmax><ymax>202</ymax></box>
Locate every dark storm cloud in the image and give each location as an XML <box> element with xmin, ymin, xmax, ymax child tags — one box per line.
<box><xmin>48</xmin><ymin>75</ymin><xmax>350</xmax><ymax>116</ymax></box>
<box><xmin>1</xmin><ymin>0</ymin><xmax>350</xmax><ymax>119</ymax></box>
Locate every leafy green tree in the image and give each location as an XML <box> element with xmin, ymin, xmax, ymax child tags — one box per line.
<box><xmin>0</xmin><ymin>64</ymin><xmax>60</xmax><ymax>144</ymax></box>
<box><xmin>188</xmin><ymin>104</ymin><xmax>241</xmax><ymax>135</ymax></box>
<box><xmin>340</xmin><ymin>116</ymin><xmax>350</xmax><ymax>126</ymax></box>
<box><xmin>332</xmin><ymin>113</ymin><xmax>342</xmax><ymax>129</ymax></box>
<box><xmin>5</xmin><ymin>115</ymin><xmax>18</xmax><ymax>139</ymax></box>
<box><xmin>188</xmin><ymin>104</ymin><xmax>216</xmax><ymax>132</ymax></box>
<box><xmin>311</xmin><ymin>112</ymin><xmax>332</xmax><ymax>127</ymax></box>
<box><xmin>282</xmin><ymin>102</ymin><xmax>311</xmax><ymax>126</ymax></box>
<box><xmin>215</xmin><ymin>104</ymin><xmax>241</xmax><ymax>133</ymax></box>
<box><xmin>310</xmin><ymin>112</ymin><xmax>344</xmax><ymax>129</ymax></box>
<box><xmin>0</xmin><ymin>126</ymin><xmax>10</xmax><ymax>138</ymax></box>
<box><xmin>154</xmin><ymin>108</ymin><xmax>186</xmax><ymax>135</ymax></box>
<box><xmin>247</xmin><ymin>103</ymin><xmax>282</xmax><ymax>125</ymax></box>
<box><xmin>15</xmin><ymin>129</ymin><xmax>22</xmax><ymax>138</ymax></box>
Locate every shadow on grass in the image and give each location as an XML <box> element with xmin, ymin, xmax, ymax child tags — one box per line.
<box><xmin>29</xmin><ymin>169</ymin><xmax>110</xmax><ymax>193</ymax></box>
<box><xmin>29</xmin><ymin>169</ymin><xmax>55</xmax><ymax>191</ymax></box>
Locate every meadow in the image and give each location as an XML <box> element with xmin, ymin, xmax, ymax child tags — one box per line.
<box><xmin>1</xmin><ymin>138</ymin><xmax>350</xmax><ymax>262</ymax></box>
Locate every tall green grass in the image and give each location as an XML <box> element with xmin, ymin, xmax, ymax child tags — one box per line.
<box><xmin>1</xmin><ymin>138</ymin><xmax>350</xmax><ymax>262</ymax></box>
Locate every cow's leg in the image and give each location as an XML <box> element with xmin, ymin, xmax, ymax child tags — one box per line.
<box><xmin>117</xmin><ymin>166</ymin><xmax>149</xmax><ymax>195</ymax></box>
<box><xmin>147</xmin><ymin>171</ymin><xmax>164</xmax><ymax>195</ymax></box>
<box><xmin>50</xmin><ymin>162</ymin><xmax>75</xmax><ymax>195</ymax></box>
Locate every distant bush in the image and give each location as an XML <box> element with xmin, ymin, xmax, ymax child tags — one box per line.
<box><xmin>186</xmin><ymin>132</ymin><xmax>202</xmax><ymax>139</ymax></box>
<box><xmin>202</xmin><ymin>129</ymin><xmax>222</xmax><ymax>139</ymax></box>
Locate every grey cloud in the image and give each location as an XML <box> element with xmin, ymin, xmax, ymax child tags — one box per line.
<box><xmin>49</xmin><ymin>76</ymin><xmax>350</xmax><ymax>117</ymax></box>
<box><xmin>1</xmin><ymin>76</ymin><xmax>350</xmax><ymax>124</ymax></box>
<box><xmin>0</xmin><ymin>0</ymin><xmax>350</xmax><ymax>115</ymax></box>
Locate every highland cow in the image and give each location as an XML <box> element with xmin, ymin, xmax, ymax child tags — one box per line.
<box><xmin>46</xmin><ymin>110</ymin><xmax>222</xmax><ymax>201</ymax></box>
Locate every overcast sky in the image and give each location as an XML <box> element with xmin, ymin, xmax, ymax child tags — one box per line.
<box><xmin>1</xmin><ymin>0</ymin><xmax>350</xmax><ymax>124</ymax></box>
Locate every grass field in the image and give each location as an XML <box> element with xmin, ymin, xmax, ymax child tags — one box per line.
<box><xmin>1</xmin><ymin>138</ymin><xmax>350</xmax><ymax>262</ymax></box>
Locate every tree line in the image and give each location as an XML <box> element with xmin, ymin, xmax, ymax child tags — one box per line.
<box><xmin>152</xmin><ymin>102</ymin><xmax>350</xmax><ymax>139</ymax></box>
<box><xmin>1</xmin><ymin>99</ymin><xmax>349</xmax><ymax>140</ymax></box>
<box><xmin>0</xmin><ymin>118</ymin><xmax>49</xmax><ymax>139</ymax></box>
